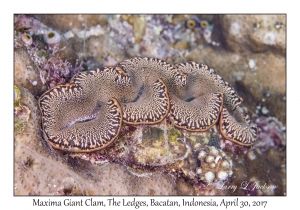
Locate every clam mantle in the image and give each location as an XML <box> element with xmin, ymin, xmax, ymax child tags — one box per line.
<box><xmin>38</xmin><ymin>57</ymin><xmax>258</xmax><ymax>152</ymax></box>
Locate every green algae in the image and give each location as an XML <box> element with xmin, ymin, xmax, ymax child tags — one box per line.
<box><xmin>14</xmin><ymin>117</ymin><xmax>29</xmax><ymax>134</ymax></box>
<box><xmin>14</xmin><ymin>85</ymin><xmax>31</xmax><ymax>134</ymax></box>
<box><xmin>14</xmin><ymin>85</ymin><xmax>22</xmax><ymax>107</ymax></box>
<box><xmin>168</xmin><ymin>128</ymin><xmax>182</xmax><ymax>145</ymax></box>
<box><xmin>134</xmin><ymin>127</ymin><xmax>170</xmax><ymax>165</ymax></box>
